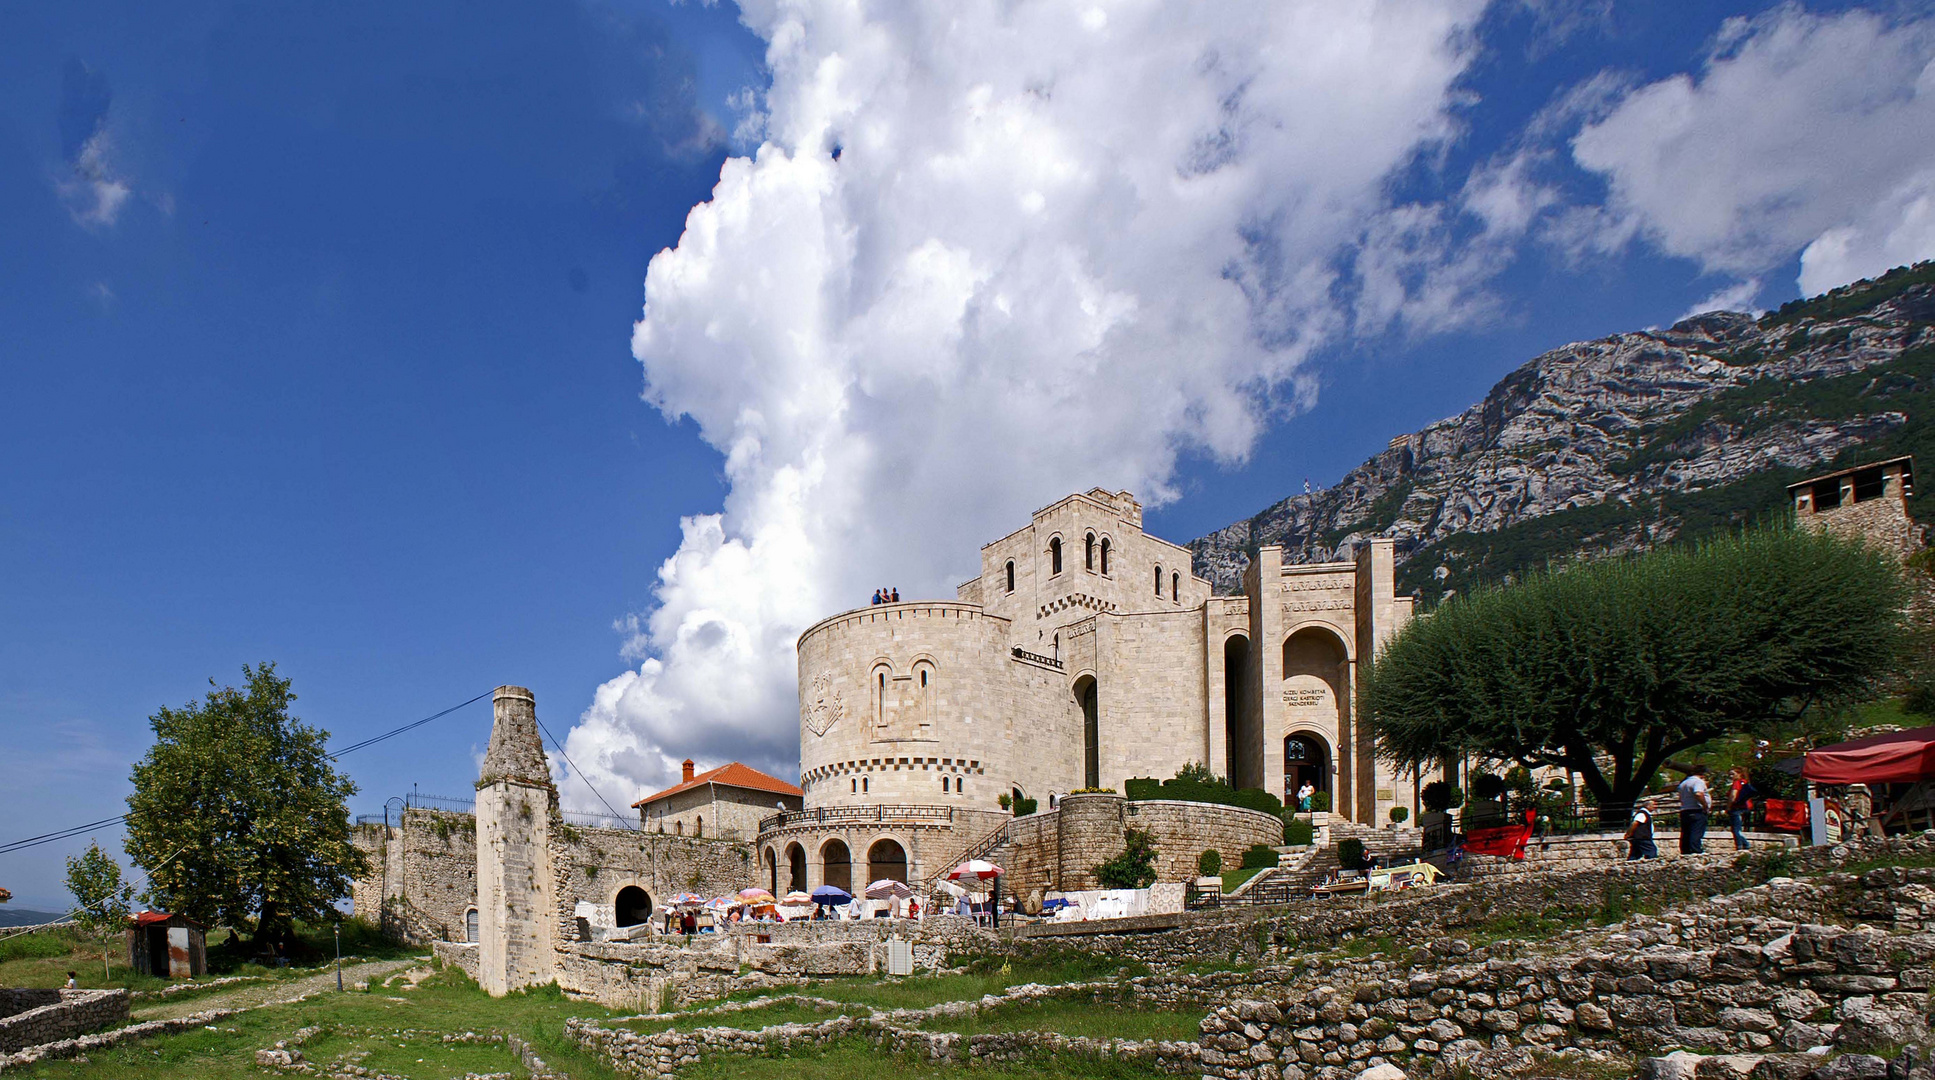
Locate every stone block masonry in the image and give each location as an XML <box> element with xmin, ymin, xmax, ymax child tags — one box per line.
<box><xmin>0</xmin><ymin>990</ymin><xmax>127</xmax><ymax>1054</ymax></box>
<box><xmin>1002</xmin><ymin>793</ymin><xmax>1284</xmax><ymax>899</ymax></box>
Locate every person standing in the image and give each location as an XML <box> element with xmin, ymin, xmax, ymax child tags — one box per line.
<box><xmin>1728</xmin><ymin>766</ymin><xmax>1759</xmax><ymax>851</ymax></box>
<box><xmin>1297</xmin><ymin>782</ymin><xmax>1315</xmax><ymax>812</ymax></box>
<box><xmin>1624</xmin><ymin>800</ymin><xmax>1658</xmax><ymax>860</ymax></box>
<box><xmin>1678</xmin><ymin>765</ymin><xmax>1712</xmax><ymax>854</ymax></box>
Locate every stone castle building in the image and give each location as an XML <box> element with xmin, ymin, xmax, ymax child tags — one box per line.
<box><xmin>756</xmin><ymin>488</ymin><xmax>1422</xmax><ymax>897</ymax></box>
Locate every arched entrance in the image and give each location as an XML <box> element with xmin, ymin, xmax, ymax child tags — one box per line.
<box><xmin>1284</xmin><ymin>733</ymin><xmax>1330</xmax><ymax>810</ymax></box>
<box><xmin>1282</xmin><ymin>626</ymin><xmax>1350</xmax><ymax>808</ymax></box>
<box><xmin>1073</xmin><ymin>676</ymin><xmax>1099</xmax><ymax>788</ymax></box>
<box><xmin>1223</xmin><ymin>634</ymin><xmax>1256</xmax><ymax>788</ymax></box>
<box><xmin>867</xmin><ymin>838</ymin><xmax>908</xmax><ymax>883</ymax></box>
<box><xmin>786</xmin><ymin>842</ymin><xmax>808</xmax><ymax>894</ymax></box>
<box><xmin>614</xmin><ymin>885</ymin><xmax>652</xmax><ymax>928</ymax></box>
<box><xmin>764</xmin><ymin>847</ymin><xmax>778</xmax><ymax>894</ymax></box>
<box><xmin>821</xmin><ymin>839</ymin><xmax>852</xmax><ymax>892</ymax></box>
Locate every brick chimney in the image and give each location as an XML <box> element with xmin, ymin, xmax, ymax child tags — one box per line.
<box><xmin>682</xmin><ymin>759</ymin><xmax>695</xmax><ymax>782</ymax></box>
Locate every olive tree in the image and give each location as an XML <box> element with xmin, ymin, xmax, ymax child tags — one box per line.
<box><xmin>1367</xmin><ymin>525</ymin><xmax>1909</xmax><ymax>810</ymax></box>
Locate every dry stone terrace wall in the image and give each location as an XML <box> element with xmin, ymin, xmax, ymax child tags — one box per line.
<box><xmin>1003</xmin><ymin>794</ymin><xmax>1285</xmax><ymax>899</ymax></box>
<box><xmin>0</xmin><ymin>990</ymin><xmax>128</xmax><ymax>1055</ymax></box>
<box><xmin>1198</xmin><ymin>867</ymin><xmax>1935</xmax><ymax>1080</ymax></box>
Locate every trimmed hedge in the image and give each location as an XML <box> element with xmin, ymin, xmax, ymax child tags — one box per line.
<box><xmin>1124</xmin><ymin>776</ymin><xmax>1283</xmax><ymax>816</ymax></box>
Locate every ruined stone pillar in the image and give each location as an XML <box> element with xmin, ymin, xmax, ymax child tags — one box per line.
<box><xmin>475</xmin><ymin>685</ymin><xmax>558</xmax><ymax>996</ymax></box>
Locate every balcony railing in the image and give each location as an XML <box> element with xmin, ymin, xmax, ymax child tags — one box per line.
<box><xmin>1010</xmin><ymin>646</ymin><xmax>1063</xmax><ymax>669</ymax></box>
<box><xmin>758</xmin><ymin>803</ymin><xmax>960</xmax><ymax>835</ymax></box>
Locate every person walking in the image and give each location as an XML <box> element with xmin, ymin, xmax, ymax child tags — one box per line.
<box><xmin>1624</xmin><ymin>800</ymin><xmax>1658</xmax><ymax>860</ymax></box>
<box><xmin>1678</xmin><ymin>765</ymin><xmax>1712</xmax><ymax>854</ymax></box>
<box><xmin>1728</xmin><ymin>766</ymin><xmax>1759</xmax><ymax>851</ymax></box>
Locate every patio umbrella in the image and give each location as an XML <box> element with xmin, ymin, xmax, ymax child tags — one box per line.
<box><xmin>945</xmin><ymin>859</ymin><xmax>1002</xmax><ymax>882</ymax></box>
<box><xmin>864</xmin><ymin>879</ymin><xmax>913</xmax><ymax>900</ymax></box>
<box><xmin>810</xmin><ymin>884</ymin><xmax>853</xmax><ymax>904</ymax></box>
<box><xmin>669</xmin><ymin>892</ymin><xmax>704</xmax><ymax>908</ymax></box>
<box><xmin>781</xmin><ymin>891</ymin><xmax>813</xmax><ymax>905</ymax></box>
<box><xmin>704</xmin><ymin>897</ymin><xmax>734</xmax><ymax>911</ymax></box>
<box><xmin>737</xmin><ymin>888</ymin><xmax>778</xmax><ymax>905</ymax></box>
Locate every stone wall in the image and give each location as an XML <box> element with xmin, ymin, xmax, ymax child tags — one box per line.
<box><xmin>1003</xmin><ymin>793</ymin><xmax>1284</xmax><ymax>899</ymax></box>
<box><xmin>0</xmin><ymin>990</ymin><xmax>128</xmax><ymax>1054</ymax></box>
<box><xmin>1196</xmin><ymin>864</ymin><xmax>1935</xmax><ymax>1080</ymax></box>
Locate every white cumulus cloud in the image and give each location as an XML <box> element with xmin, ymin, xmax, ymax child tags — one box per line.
<box><xmin>1565</xmin><ymin>5</ymin><xmax>1935</xmax><ymax>297</ymax></box>
<box><xmin>561</xmin><ymin>0</ymin><xmax>1489</xmax><ymax>808</ymax></box>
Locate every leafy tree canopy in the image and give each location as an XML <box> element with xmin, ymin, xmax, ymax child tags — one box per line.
<box><xmin>1367</xmin><ymin>524</ymin><xmax>1909</xmax><ymax>807</ymax></box>
<box><xmin>64</xmin><ymin>842</ymin><xmax>133</xmax><ymax>938</ymax></box>
<box><xmin>125</xmin><ymin>663</ymin><xmax>366</xmax><ymax>948</ymax></box>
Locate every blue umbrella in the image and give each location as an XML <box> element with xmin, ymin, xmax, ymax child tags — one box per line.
<box><xmin>810</xmin><ymin>885</ymin><xmax>853</xmax><ymax>904</ymax></box>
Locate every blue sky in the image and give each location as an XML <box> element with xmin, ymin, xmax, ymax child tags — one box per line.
<box><xmin>3</xmin><ymin>0</ymin><xmax>1929</xmax><ymax>910</ymax></box>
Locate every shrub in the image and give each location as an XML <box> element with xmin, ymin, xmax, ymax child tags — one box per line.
<box><xmin>1197</xmin><ymin>849</ymin><xmax>1223</xmax><ymax>876</ymax></box>
<box><xmin>1469</xmin><ymin>773</ymin><xmax>1507</xmax><ymax>801</ymax></box>
<box><xmin>1070</xmin><ymin>787</ymin><xmax>1117</xmax><ymax>795</ymax></box>
<box><xmin>1012</xmin><ymin>797</ymin><xmax>1038</xmax><ymax>817</ymax></box>
<box><xmin>1239</xmin><ymin>843</ymin><xmax>1278</xmax><ymax>870</ymax></box>
<box><xmin>1337</xmin><ymin>837</ymin><xmax>1368</xmax><ymax>871</ymax></box>
<box><xmin>998</xmin><ymin>793</ymin><xmax>1012</xmax><ymax>810</ymax></box>
<box><xmin>1093</xmin><ymin>828</ymin><xmax>1159</xmax><ymax>889</ymax></box>
<box><xmin>1421</xmin><ymin>781</ymin><xmax>1464</xmax><ymax>813</ymax></box>
<box><xmin>1125</xmin><ymin>772</ymin><xmax>1283</xmax><ymax>816</ymax></box>
<box><xmin>1283</xmin><ymin>815</ymin><xmax>1315</xmax><ymax>846</ymax></box>
<box><xmin>1309</xmin><ymin>791</ymin><xmax>1331</xmax><ymax>813</ymax></box>
<box><xmin>1389</xmin><ymin>806</ymin><xmax>1409</xmax><ymax>824</ymax></box>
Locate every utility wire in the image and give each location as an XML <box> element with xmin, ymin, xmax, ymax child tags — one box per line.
<box><xmin>533</xmin><ymin>714</ymin><xmax>640</xmax><ymax>832</ymax></box>
<box><xmin>2</xmin><ymin>690</ymin><xmax>493</xmax><ymax>857</ymax></box>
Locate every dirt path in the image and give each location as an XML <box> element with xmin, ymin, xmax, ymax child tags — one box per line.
<box><xmin>132</xmin><ymin>958</ymin><xmax>424</xmax><ymax>1020</ymax></box>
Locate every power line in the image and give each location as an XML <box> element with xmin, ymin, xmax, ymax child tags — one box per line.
<box><xmin>533</xmin><ymin>714</ymin><xmax>640</xmax><ymax>832</ymax></box>
<box><xmin>2</xmin><ymin>690</ymin><xmax>493</xmax><ymax>857</ymax></box>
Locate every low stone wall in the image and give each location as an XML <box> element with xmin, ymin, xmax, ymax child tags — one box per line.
<box><xmin>0</xmin><ymin>990</ymin><xmax>128</xmax><ymax>1054</ymax></box>
<box><xmin>432</xmin><ymin>940</ymin><xmax>480</xmax><ymax>980</ymax></box>
<box><xmin>0</xmin><ymin>992</ymin><xmax>59</xmax><ymax>1022</ymax></box>
<box><xmin>1465</xmin><ymin>830</ymin><xmax>1797</xmax><ymax>881</ymax></box>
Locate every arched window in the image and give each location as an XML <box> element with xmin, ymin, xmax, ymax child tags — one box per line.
<box><xmin>1085</xmin><ymin>532</ymin><xmax>1096</xmax><ymax>570</ymax></box>
<box><xmin>1154</xmin><ymin>565</ymin><xmax>1163</xmax><ymax>597</ymax></box>
<box><xmin>1100</xmin><ymin>538</ymin><xmax>1110</xmax><ymax>574</ymax></box>
<box><xmin>851</xmin><ymin>778</ymin><xmax>857</xmax><ymax>793</ymax></box>
<box><xmin>1005</xmin><ymin>560</ymin><xmax>1015</xmax><ymax>592</ymax></box>
<box><xmin>862</xmin><ymin>777</ymin><xmax>869</xmax><ymax>793</ymax></box>
<box><xmin>695</xmin><ymin>816</ymin><xmax>703</xmax><ymax>838</ymax></box>
<box><xmin>1049</xmin><ymin>537</ymin><xmax>1062</xmax><ymax>575</ymax></box>
<box><xmin>1172</xmin><ymin>571</ymin><xmax>1180</xmax><ymax>602</ymax></box>
<box><xmin>940</xmin><ymin>776</ymin><xmax>949</xmax><ymax>792</ymax></box>
<box><xmin>675</xmin><ymin>820</ymin><xmax>683</xmax><ymax>835</ymax></box>
<box><xmin>465</xmin><ymin>908</ymin><xmax>479</xmax><ymax>943</ymax></box>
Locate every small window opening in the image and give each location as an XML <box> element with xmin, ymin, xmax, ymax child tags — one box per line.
<box><xmin>1173</xmin><ymin>571</ymin><xmax>1180</xmax><ymax>601</ymax></box>
<box><xmin>863</xmin><ymin>777</ymin><xmax>869</xmax><ymax>793</ymax></box>
<box><xmin>1155</xmin><ymin>565</ymin><xmax>1163</xmax><ymax>597</ymax></box>
<box><xmin>1050</xmin><ymin>537</ymin><xmax>1062</xmax><ymax>574</ymax></box>
<box><xmin>1100</xmin><ymin>538</ymin><xmax>1110</xmax><ymax>574</ymax></box>
<box><xmin>920</xmin><ymin>670</ymin><xmax>927</xmax><ymax>687</ymax></box>
<box><xmin>1085</xmin><ymin>533</ymin><xmax>1096</xmax><ymax>571</ymax></box>
<box><xmin>1005</xmin><ymin>560</ymin><xmax>1015</xmax><ymax>592</ymax></box>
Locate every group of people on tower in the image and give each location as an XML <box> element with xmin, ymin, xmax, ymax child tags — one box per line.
<box><xmin>870</xmin><ymin>587</ymin><xmax>901</xmax><ymax>605</ymax></box>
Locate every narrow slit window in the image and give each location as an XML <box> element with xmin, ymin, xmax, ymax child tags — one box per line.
<box><xmin>1155</xmin><ymin>565</ymin><xmax>1163</xmax><ymax>597</ymax></box>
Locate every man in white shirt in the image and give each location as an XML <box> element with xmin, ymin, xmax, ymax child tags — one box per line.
<box><xmin>1677</xmin><ymin>765</ymin><xmax>1712</xmax><ymax>854</ymax></box>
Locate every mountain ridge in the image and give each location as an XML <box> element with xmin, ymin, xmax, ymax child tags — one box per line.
<box><xmin>1189</xmin><ymin>262</ymin><xmax>1935</xmax><ymax>602</ymax></box>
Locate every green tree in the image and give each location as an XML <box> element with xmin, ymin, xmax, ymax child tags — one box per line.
<box><xmin>1368</xmin><ymin>525</ymin><xmax>1909</xmax><ymax>810</ymax></box>
<box><xmin>65</xmin><ymin>842</ymin><xmax>134</xmax><ymax>936</ymax></box>
<box><xmin>125</xmin><ymin>663</ymin><xmax>367</xmax><ymax>950</ymax></box>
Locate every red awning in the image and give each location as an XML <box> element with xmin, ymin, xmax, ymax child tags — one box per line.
<box><xmin>1802</xmin><ymin>725</ymin><xmax>1935</xmax><ymax>785</ymax></box>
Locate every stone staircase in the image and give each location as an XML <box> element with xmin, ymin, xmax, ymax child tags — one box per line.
<box><xmin>1273</xmin><ymin>819</ymin><xmax>1426</xmax><ymax>893</ymax></box>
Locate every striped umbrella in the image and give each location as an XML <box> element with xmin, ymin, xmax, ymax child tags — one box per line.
<box><xmin>669</xmin><ymin>892</ymin><xmax>704</xmax><ymax>908</ymax></box>
<box><xmin>865</xmin><ymin>879</ymin><xmax>913</xmax><ymax>900</ymax></box>
<box><xmin>945</xmin><ymin>859</ymin><xmax>1002</xmax><ymax>882</ymax></box>
<box><xmin>736</xmin><ymin>888</ymin><xmax>778</xmax><ymax>905</ymax></box>
<box><xmin>781</xmin><ymin>891</ymin><xmax>813</xmax><ymax>905</ymax></box>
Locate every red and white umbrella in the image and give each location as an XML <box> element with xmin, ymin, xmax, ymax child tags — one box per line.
<box><xmin>865</xmin><ymin>878</ymin><xmax>913</xmax><ymax>900</ymax></box>
<box><xmin>945</xmin><ymin>859</ymin><xmax>1002</xmax><ymax>882</ymax></box>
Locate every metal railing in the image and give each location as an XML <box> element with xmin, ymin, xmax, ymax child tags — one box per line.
<box><xmin>1187</xmin><ymin>877</ymin><xmax>1300</xmax><ymax>909</ymax></box>
<box><xmin>758</xmin><ymin>803</ymin><xmax>960</xmax><ymax>834</ymax></box>
<box><xmin>1010</xmin><ymin>646</ymin><xmax>1063</xmax><ymax>669</ymax></box>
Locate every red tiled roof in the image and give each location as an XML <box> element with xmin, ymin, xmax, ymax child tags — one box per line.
<box><xmin>631</xmin><ymin>761</ymin><xmax>802</xmax><ymax>807</ymax></box>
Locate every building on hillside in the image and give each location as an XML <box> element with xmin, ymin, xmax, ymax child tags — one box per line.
<box><xmin>756</xmin><ymin>488</ymin><xmax>1431</xmax><ymax>897</ymax></box>
<box><xmin>1790</xmin><ymin>455</ymin><xmax>1921</xmax><ymax>561</ymax></box>
<box><xmin>632</xmin><ymin>759</ymin><xmax>802</xmax><ymax>839</ymax></box>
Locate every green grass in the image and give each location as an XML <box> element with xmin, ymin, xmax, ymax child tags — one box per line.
<box><xmin>920</xmin><ymin>998</ymin><xmax>1201</xmax><ymax>1042</ymax></box>
<box><xmin>673</xmin><ymin>1037</ymin><xmax>1178</xmax><ymax>1080</ymax></box>
<box><xmin>1220</xmin><ymin>866</ymin><xmax>1266</xmax><ymax>894</ymax></box>
<box><xmin>14</xmin><ymin>967</ymin><xmax>632</xmax><ymax>1080</ymax></box>
<box><xmin>0</xmin><ymin>929</ymin><xmax>169</xmax><ymax>993</ymax></box>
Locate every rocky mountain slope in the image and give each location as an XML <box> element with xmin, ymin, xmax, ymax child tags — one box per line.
<box><xmin>1191</xmin><ymin>262</ymin><xmax>1935</xmax><ymax>602</ymax></box>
